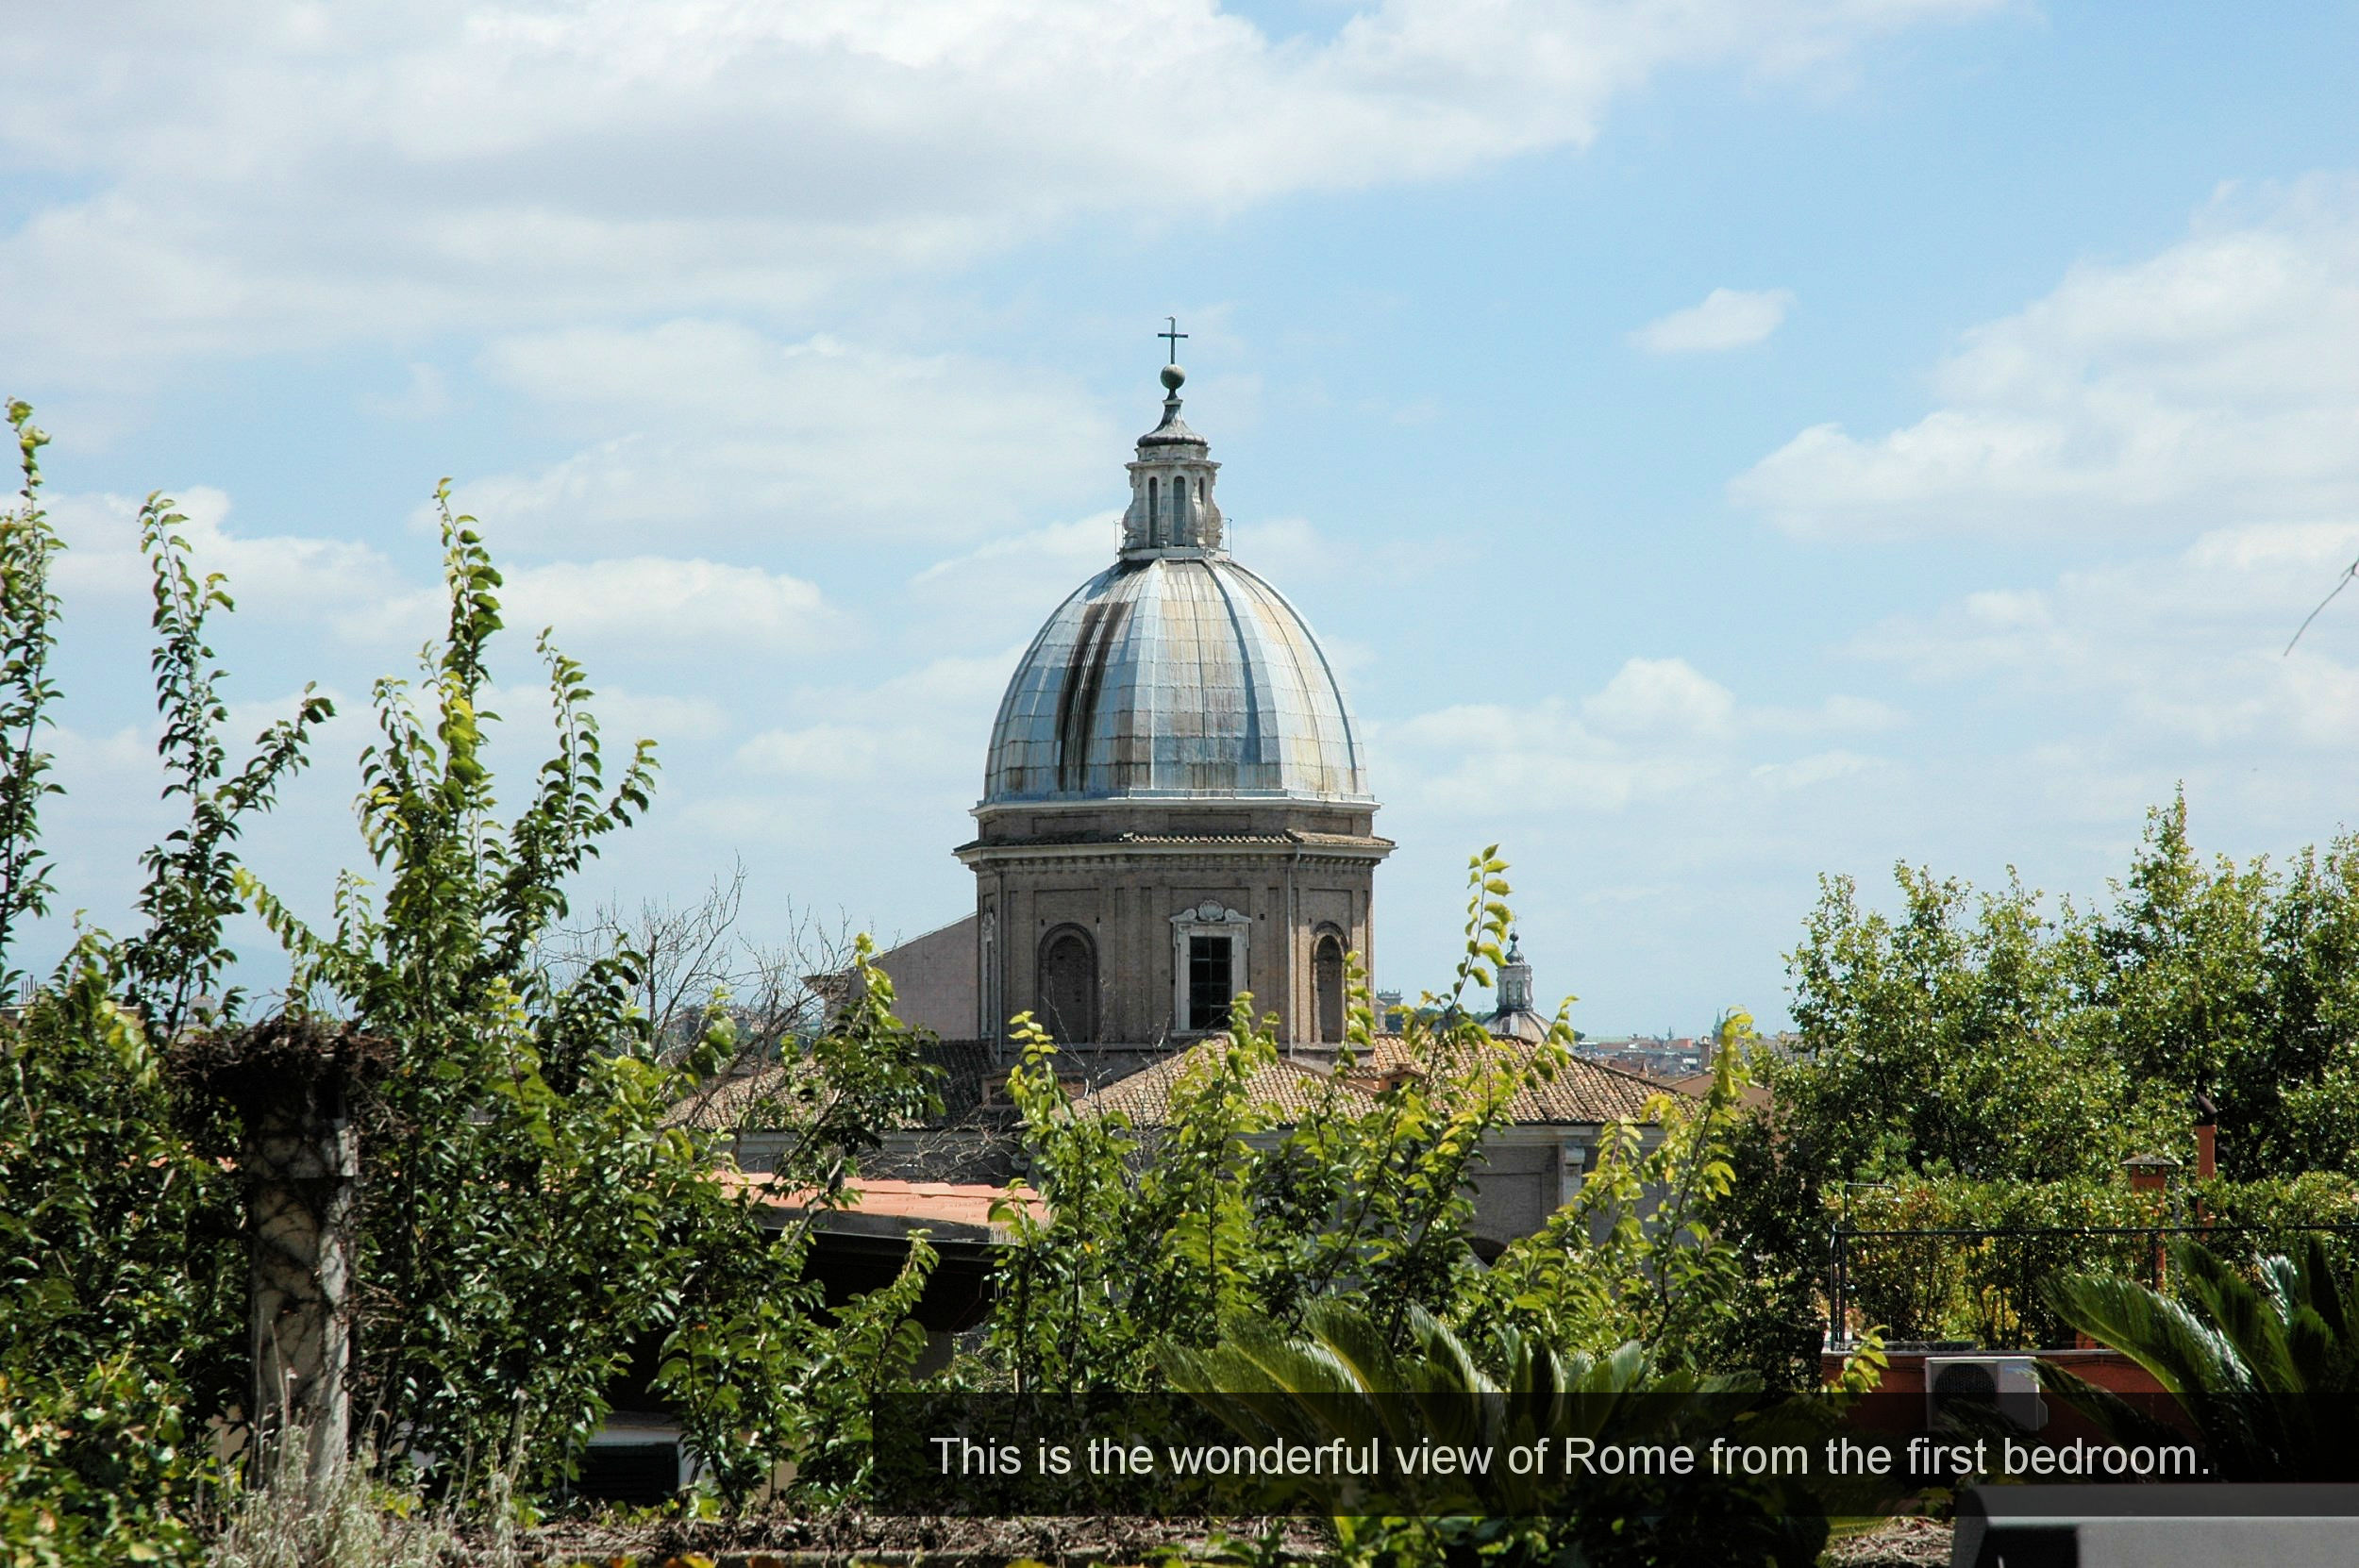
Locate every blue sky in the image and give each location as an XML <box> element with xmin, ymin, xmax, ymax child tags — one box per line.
<box><xmin>7</xmin><ymin>1</ymin><xmax>2359</xmax><ymax>1032</ymax></box>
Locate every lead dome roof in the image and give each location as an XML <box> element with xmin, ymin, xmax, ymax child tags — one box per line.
<box><xmin>980</xmin><ymin>369</ymin><xmax>1370</xmax><ymax>809</ymax></box>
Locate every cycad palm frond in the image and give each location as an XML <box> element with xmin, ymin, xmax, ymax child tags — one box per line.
<box><xmin>2044</xmin><ymin>1268</ymin><xmax>2250</xmax><ymax>1397</ymax></box>
<box><xmin>1162</xmin><ymin>1304</ymin><xmax>1827</xmax><ymax>1567</ymax></box>
<box><xmin>2044</xmin><ymin>1241</ymin><xmax>2359</xmax><ymax>1481</ymax></box>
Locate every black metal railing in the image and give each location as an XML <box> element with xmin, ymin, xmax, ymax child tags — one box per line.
<box><xmin>1825</xmin><ymin>1223</ymin><xmax>2359</xmax><ymax>1350</ymax></box>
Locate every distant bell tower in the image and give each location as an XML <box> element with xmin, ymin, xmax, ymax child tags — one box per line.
<box><xmin>958</xmin><ymin>334</ymin><xmax>1392</xmax><ymax>1068</ymax></box>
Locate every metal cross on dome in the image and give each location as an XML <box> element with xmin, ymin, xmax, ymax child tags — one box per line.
<box><xmin>1159</xmin><ymin>316</ymin><xmax>1188</xmax><ymax>364</ymax></box>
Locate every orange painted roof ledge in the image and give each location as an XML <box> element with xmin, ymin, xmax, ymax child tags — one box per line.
<box><xmin>719</xmin><ymin>1172</ymin><xmax>1046</xmax><ymax>1241</ymax></box>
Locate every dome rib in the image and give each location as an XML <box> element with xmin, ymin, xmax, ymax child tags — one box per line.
<box><xmin>1204</xmin><ymin>562</ymin><xmax>1266</xmax><ymax>785</ymax></box>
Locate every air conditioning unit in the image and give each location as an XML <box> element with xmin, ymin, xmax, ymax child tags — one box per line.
<box><xmin>1925</xmin><ymin>1355</ymin><xmax>2048</xmax><ymax>1432</ymax></box>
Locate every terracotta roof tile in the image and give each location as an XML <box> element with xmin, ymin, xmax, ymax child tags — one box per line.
<box><xmin>1665</xmin><ymin>1071</ymin><xmax>1772</xmax><ymax>1110</ymax></box>
<box><xmin>666</xmin><ymin>1037</ymin><xmax>1011</xmax><ymax>1130</ymax></box>
<box><xmin>1076</xmin><ymin>1049</ymin><xmax>1353</xmax><ymax>1124</ymax></box>
<box><xmin>1075</xmin><ymin>1034</ymin><xmax>1666</xmax><ymax>1128</ymax></box>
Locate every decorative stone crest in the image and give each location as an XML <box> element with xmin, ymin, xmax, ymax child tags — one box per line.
<box><xmin>1172</xmin><ymin>899</ymin><xmax>1250</xmax><ymax>926</ymax></box>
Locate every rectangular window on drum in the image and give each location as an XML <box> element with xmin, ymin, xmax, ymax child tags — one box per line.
<box><xmin>1189</xmin><ymin>934</ymin><xmax>1232</xmax><ymax>1030</ymax></box>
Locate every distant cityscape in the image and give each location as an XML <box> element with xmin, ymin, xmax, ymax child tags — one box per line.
<box><xmin>1573</xmin><ymin>1031</ymin><xmax>1799</xmax><ymax>1081</ymax></box>
<box><xmin>1369</xmin><ymin>990</ymin><xmax>1795</xmax><ymax>1081</ymax></box>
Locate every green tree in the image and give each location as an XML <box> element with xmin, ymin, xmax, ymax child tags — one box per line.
<box><xmin>2251</xmin><ymin>839</ymin><xmax>2359</xmax><ymax>1175</ymax></box>
<box><xmin>1755</xmin><ymin>797</ymin><xmax>2359</xmax><ymax>1380</ymax></box>
<box><xmin>0</xmin><ymin>409</ymin><xmax>973</xmax><ymax>1553</ymax></box>
<box><xmin>652</xmin><ymin>942</ymin><xmax>943</xmax><ymax>1508</ymax></box>
<box><xmin>2</xmin><ymin>421</ymin><xmax>327</xmax><ymax>1560</ymax></box>
<box><xmin>118</xmin><ymin>499</ymin><xmax>332</xmax><ymax>1040</ymax></box>
<box><xmin>988</xmin><ymin>997</ymin><xmax>1280</xmax><ymax>1394</ymax></box>
<box><xmin>2096</xmin><ymin>796</ymin><xmax>2271</xmax><ymax>1103</ymax></box>
<box><xmin>1473</xmin><ymin>1015</ymin><xmax>1768</xmax><ymax>1371</ymax></box>
<box><xmin>988</xmin><ymin>852</ymin><xmax>1567</xmax><ymax>1392</ymax></box>
<box><xmin>1781</xmin><ymin>864</ymin><xmax>2127</xmax><ymax>1186</ymax></box>
<box><xmin>1782</xmin><ymin>795</ymin><xmax>2359</xmax><ymax>1189</ymax></box>
<box><xmin>234</xmin><ymin>491</ymin><xmax>672</xmax><ymax>1491</ymax></box>
<box><xmin>235</xmin><ymin>488</ymin><xmax>943</xmax><ymax>1504</ymax></box>
<box><xmin>1</xmin><ymin>946</ymin><xmax>220</xmax><ymax>1565</ymax></box>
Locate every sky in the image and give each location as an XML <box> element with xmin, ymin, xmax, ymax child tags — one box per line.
<box><xmin>7</xmin><ymin>1</ymin><xmax>2359</xmax><ymax>1034</ymax></box>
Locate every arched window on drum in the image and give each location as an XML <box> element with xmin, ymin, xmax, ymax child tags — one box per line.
<box><xmin>1036</xmin><ymin>926</ymin><xmax>1098</xmax><ymax>1044</ymax></box>
<box><xmin>1313</xmin><ymin>927</ymin><xmax>1348</xmax><ymax>1044</ymax></box>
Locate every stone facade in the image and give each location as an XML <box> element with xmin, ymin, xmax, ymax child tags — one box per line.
<box><xmin>958</xmin><ymin>808</ymin><xmax>1388</xmax><ymax>1060</ymax></box>
<box><xmin>867</xmin><ymin>913</ymin><xmax>979</xmax><ymax>1039</ymax></box>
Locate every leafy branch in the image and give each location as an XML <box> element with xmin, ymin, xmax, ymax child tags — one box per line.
<box><xmin>120</xmin><ymin>497</ymin><xmax>333</xmax><ymax>1039</ymax></box>
<box><xmin>0</xmin><ymin>401</ymin><xmax>61</xmax><ymax>977</ymax></box>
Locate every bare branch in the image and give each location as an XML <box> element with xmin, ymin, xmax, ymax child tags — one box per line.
<box><xmin>2284</xmin><ymin>556</ymin><xmax>2359</xmax><ymax>656</ymax></box>
<box><xmin>542</xmin><ymin>861</ymin><xmax>864</xmax><ymax>1072</ymax></box>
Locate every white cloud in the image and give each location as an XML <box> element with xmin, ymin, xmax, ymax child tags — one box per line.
<box><xmin>734</xmin><ymin>651</ymin><xmax>1015</xmax><ymax>789</ymax></box>
<box><xmin>46</xmin><ymin>483</ymin><xmax>833</xmax><ymax>660</ymax></box>
<box><xmin>362</xmin><ymin>361</ymin><xmax>450</xmax><ymax>420</ymax></box>
<box><xmin>909</xmin><ymin>513</ymin><xmax>1123</xmax><ymax>635</ymax></box>
<box><xmin>1384</xmin><ymin>655</ymin><xmax>1895</xmax><ymax>815</ymax></box>
<box><xmin>1</xmin><ymin>0</ymin><xmax>2006</xmax><ymax>384</ymax></box>
<box><xmin>48</xmin><ymin>486</ymin><xmax>416</xmax><ymax>641</ymax></box>
<box><xmin>1233</xmin><ymin>514</ymin><xmax>1456</xmax><ymax>594</ymax></box>
<box><xmin>1754</xmin><ymin>692</ymin><xmax>1906</xmax><ymax>735</ymax></box>
<box><xmin>1734</xmin><ymin>177</ymin><xmax>2359</xmax><ymax>538</ymax></box>
<box><xmin>1694</xmin><ymin>515</ymin><xmax>2359</xmax><ymax>904</ymax></box>
<box><xmin>1749</xmin><ymin>750</ymin><xmax>1878</xmax><ymax>791</ymax></box>
<box><xmin>1631</xmin><ymin>287</ymin><xmax>1796</xmax><ymax>353</ymax></box>
<box><xmin>566</xmin><ymin>689</ymin><xmax>730</xmax><ymax>746</ymax></box>
<box><xmin>737</xmin><ymin>724</ymin><xmax>905</xmax><ymax>784</ymax></box>
<box><xmin>1581</xmin><ymin>656</ymin><xmax>1737</xmax><ymax>734</ymax></box>
<box><xmin>452</xmin><ymin>325</ymin><xmax>1113</xmax><ymax>548</ymax></box>
<box><xmin>502</xmin><ymin>557</ymin><xmax>842</xmax><ymax>654</ymax></box>
<box><xmin>1855</xmin><ymin>519</ymin><xmax>2359</xmax><ymax>751</ymax></box>
<box><xmin>1388</xmin><ymin>697</ymin><xmax>1696</xmax><ymax>813</ymax></box>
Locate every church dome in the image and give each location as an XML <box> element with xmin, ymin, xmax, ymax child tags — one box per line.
<box><xmin>984</xmin><ymin>556</ymin><xmax>1369</xmax><ymax>804</ymax></box>
<box><xmin>982</xmin><ymin>365</ymin><xmax>1370</xmax><ymax>808</ymax></box>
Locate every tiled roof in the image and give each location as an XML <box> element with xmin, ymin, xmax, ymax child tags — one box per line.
<box><xmin>1105</xmin><ymin>829</ymin><xmax>1396</xmax><ymax>849</ymax></box>
<box><xmin>664</xmin><ymin>1060</ymin><xmax>823</xmax><ymax>1131</ymax></box>
<box><xmin>1077</xmin><ymin>1048</ymin><xmax>1355</xmax><ymax>1125</ymax></box>
<box><xmin>675</xmin><ymin>1036</ymin><xmax>1671</xmax><ymax>1136</ymax></box>
<box><xmin>1502</xmin><ymin>1051</ymin><xmax>1665</xmax><ymax>1124</ymax></box>
<box><xmin>1355</xmin><ymin>1035</ymin><xmax>1664</xmax><ymax>1126</ymax></box>
<box><xmin>665</xmin><ymin>1037</ymin><xmax>1012</xmax><ymax>1131</ymax></box>
<box><xmin>1075</xmin><ymin>1034</ymin><xmax>1667</xmax><ymax>1129</ymax></box>
<box><xmin>1665</xmin><ymin>1071</ymin><xmax>1773</xmax><ymax>1110</ymax></box>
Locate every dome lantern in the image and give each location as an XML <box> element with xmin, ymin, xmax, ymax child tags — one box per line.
<box><xmin>1120</xmin><ymin>360</ymin><xmax>1224</xmax><ymax>557</ymax></box>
